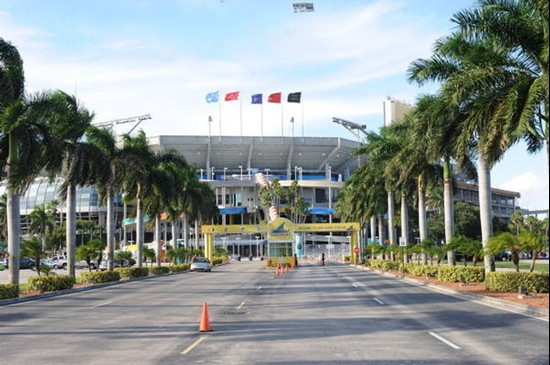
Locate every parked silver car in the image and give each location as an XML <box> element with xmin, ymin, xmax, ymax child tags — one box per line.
<box><xmin>190</xmin><ymin>257</ymin><xmax>212</xmax><ymax>272</ymax></box>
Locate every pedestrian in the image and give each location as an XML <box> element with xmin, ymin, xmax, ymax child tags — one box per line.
<box><xmin>321</xmin><ymin>252</ymin><xmax>325</xmax><ymax>266</ymax></box>
<box><xmin>294</xmin><ymin>253</ymin><xmax>298</xmax><ymax>267</ymax></box>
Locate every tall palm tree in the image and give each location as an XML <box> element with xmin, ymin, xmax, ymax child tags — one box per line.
<box><xmin>452</xmin><ymin>0</ymin><xmax>549</xmax><ymax>170</ymax></box>
<box><xmin>86</xmin><ymin>127</ymin><xmax>120</xmax><ymax>271</ymax></box>
<box><xmin>28</xmin><ymin>204</ymin><xmax>54</xmax><ymax>252</ymax></box>
<box><xmin>0</xmin><ymin>194</ymin><xmax>7</xmax><ymax>241</ymax></box>
<box><xmin>119</xmin><ymin>130</ymin><xmax>156</xmax><ymax>267</ymax></box>
<box><xmin>1</xmin><ymin>38</ymin><xmax>61</xmax><ymax>285</ymax></box>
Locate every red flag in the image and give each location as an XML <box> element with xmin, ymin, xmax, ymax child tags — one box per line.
<box><xmin>268</xmin><ymin>92</ymin><xmax>281</xmax><ymax>103</ymax></box>
<box><xmin>225</xmin><ymin>91</ymin><xmax>240</xmax><ymax>101</ymax></box>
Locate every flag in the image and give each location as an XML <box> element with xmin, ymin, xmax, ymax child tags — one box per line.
<box><xmin>251</xmin><ymin>93</ymin><xmax>263</xmax><ymax>104</ymax></box>
<box><xmin>288</xmin><ymin>92</ymin><xmax>301</xmax><ymax>103</ymax></box>
<box><xmin>268</xmin><ymin>92</ymin><xmax>282</xmax><ymax>103</ymax></box>
<box><xmin>205</xmin><ymin>91</ymin><xmax>219</xmax><ymax>103</ymax></box>
<box><xmin>225</xmin><ymin>91</ymin><xmax>239</xmax><ymax>101</ymax></box>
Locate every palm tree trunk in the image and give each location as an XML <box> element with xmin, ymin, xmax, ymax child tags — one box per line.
<box><xmin>443</xmin><ymin>157</ymin><xmax>455</xmax><ymax>266</ymax></box>
<box><xmin>106</xmin><ymin>192</ymin><xmax>115</xmax><ymax>271</ymax></box>
<box><xmin>155</xmin><ymin>213</ymin><xmax>162</xmax><ymax>267</ymax></box>
<box><xmin>478</xmin><ymin>152</ymin><xmax>494</xmax><ymax>274</ymax></box>
<box><xmin>171</xmin><ymin>219</ymin><xmax>178</xmax><ymax>248</ymax></box>
<box><xmin>418</xmin><ymin>175</ymin><xmax>427</xmax><ymax>265</ymax></box>
<box><xmin>370</xmin><ymin>215</ymin><xmax>376</xmax><ymax>245</ymax></box>
<box><xmin>387</xmin><ymin>191</ymin><xmax>395</xmax><ymax>245</ymax></box>
<box><xmin>183</xmin><ymin>216</ymin><xmax>188</xmax><ymax>248</ymax></box>
<box><xmin>194</xmin><ymin>220</ymin><xmax>199</xmax><ymax>250</ymax></box>
<box><xmin>136</xmin><ymin>197</ymin><xmax>144</xmax><ymax>267</ymax></box>
<box><xmin>7</xmin><ymin>188</ymin><xmax>21</xmax><ymax>285</ymax></box>
<box><xmin>66</xmin><ymin>181</ymin><xmax>77</xmax><ymax>278</ymax></box>
<box><xmin>401</xmin><ymin>193</ymin><xmax>409</xmax><ymax>264</ymax></box>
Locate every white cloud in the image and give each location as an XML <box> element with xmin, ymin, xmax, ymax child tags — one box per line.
<box><xmin>498</xmin><ymin>171</ymin><xmax>549</xmax><ymax>210</ymax></box>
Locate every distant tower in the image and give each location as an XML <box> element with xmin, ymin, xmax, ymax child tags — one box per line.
<box><xmin>383</xmin><ymin>97</ymin><xmax>413</xmax><ymax>127</ymax></box>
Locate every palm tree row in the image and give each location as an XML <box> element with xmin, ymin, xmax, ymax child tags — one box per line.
<box><xmin>338</xmin><ymin>0</ymin><xmax>548</xmax><ymax>273</ymax></box>
<box><xmin>1</xmin><ymin>37</ymin><xmax>216</xmax><ymax>285</ymax></box>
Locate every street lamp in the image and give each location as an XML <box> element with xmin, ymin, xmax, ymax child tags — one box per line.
<box><xmin>238</xmin><ymin>165</ymin><xmax>243</xmax><ymax>181</ymax></box>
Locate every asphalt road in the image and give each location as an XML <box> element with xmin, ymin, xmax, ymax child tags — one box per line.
<box><xmin>0</xmin><ymin>261</ymin><xmax>548</xmax><ymax>365</ymax></box>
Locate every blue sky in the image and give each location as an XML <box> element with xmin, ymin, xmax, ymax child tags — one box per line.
<box><xmin>1</xmin><ymin>0</ymin><xmax>547</xmax><ymax>210</ymax></box>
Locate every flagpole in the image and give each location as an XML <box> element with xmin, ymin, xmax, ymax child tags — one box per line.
<box><xmin>281</xmin><ymin>101</ymin><xmax>284</xmax><ymax>141</ymax></box>
<box><xmin>240</xmin><ymin>91</ymin><xmax>243</xmax><ymax>139</ymax></box>
<box><xmin>301</xmin><ymin>95</ymin><xmax>305</xmax><ymax>139</ymax></box>
<box><xmin>218</xmin><ymin>91</ymin><xmax>222</xmax><ymax>141</ymax></box>
<box><xmin>261</xmin><ymin>100</ymin><xmax>264</xmax><ymax>142</ymax></box>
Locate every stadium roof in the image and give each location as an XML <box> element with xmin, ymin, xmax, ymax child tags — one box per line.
<box><xmin>147</xmin><ymin>135</ymin><xmax>365</xmax><ymax>173</ymax></box>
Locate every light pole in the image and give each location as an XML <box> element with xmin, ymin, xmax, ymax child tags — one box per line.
<box><xmin>246</xmin><ymin>167</ymin><xmax>252</xmax><ymax>180</ymax></box>
<box><xmin>290</xmin><ymin>117</ymin><xmax>295</xmax><ymax>138</ymax></box>
<box><xmin>208</xmin><ymin>115</ymin><xmax>213</xmax><ymax>138</ymax></box>
<box><xmin>223</xmin><ymin>167</ymin><xmax>228</xmax><ymax>181</ymax></box>
<box><xmin>238</xmin><ymin>165</ymin><xmax>243</xmax><ymax>181</ymax></box>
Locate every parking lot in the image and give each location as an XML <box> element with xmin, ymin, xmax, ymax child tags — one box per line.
<box><xmin>0</xmin><ymin>267</ymin><xmax>94</xmax><ymax>284</ymax></box>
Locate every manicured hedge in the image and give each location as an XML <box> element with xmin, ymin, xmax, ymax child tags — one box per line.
<box><xmin>0</xmin><ymin>284</ymin><xmax>19</xmax><ymax>300</ymax></box>
<box><xmin>404</xmin><ymin>264</ymin><xmax>439</xmax><ymax>278</ymax></box>
<box><xmin>368</xmin><ymin>259</ymin><xmax>400</xmax><ymax>271</ymax></box>
<box><xmin>169</xmin><ymin>263</ymin><xmax>190</xmax><ymax>272</ymax></box>
<box><xmin>80</xmin><ymin>271</ymin><xmax>121</xmax><ymax>284</ymax></box>
<box><xmin>486</xmin><ymin>272</ymin><xmax>549</xmax><ymax>293</ymax></box>
<box><xmin>149</xmin><ymin>266</ymin><xmax>170</xmax><ymax>275</ymax></box>
<box><xmin>114</xmin><ymin>267</ymin><xmax>149</xmax><ymax>278</ymax></box>
<box><xmin>28</xmin><ymin>275</ymin><xmax>75</xmax><ymax>293</ymax></box>
<box><xmin>437</xmin><ymin>266</ymin><xmax>485</xmax><ymax>283</ymax></box>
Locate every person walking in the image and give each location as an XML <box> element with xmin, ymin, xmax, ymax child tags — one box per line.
<box><xmin>321</xmin><ymin>252</ymin><xmax>325</xmax><ymax>266</ymax></box>
<box><xmin>294</xmin><ymin>253</ymin><xmax>298</xmax><ymax>267</ymax></box>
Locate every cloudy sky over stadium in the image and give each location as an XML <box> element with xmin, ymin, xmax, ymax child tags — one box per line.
<box><xmin>1</xmin><ymin>0</ymin><xmax>547</xmax><ymax>210</ymax></box>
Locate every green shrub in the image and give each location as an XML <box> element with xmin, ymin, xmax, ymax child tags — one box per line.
<box><xmin>114</xmin><ymin>267</ymin><xmax>149</xmax><ymax>278</ymax></box>
<box><xmin>114</xmin><ymin>267</ymin><xmax>131</xmax><ymax>278</ymax></box>
<box><xmin>149</xmin><ymin>266</ymin><xmax>170</xmax><ymax>275</ymax></box>
<box><xmin>404</xmin><ymin>264</ymin><xmax>439</xmax><ymax>278</ymax></box>
<box><xmin>169</xmin><ymin>263</ymin><xmax>190</xmax><ymax>272</ymax></box>
<box><xmin>0</xmin><ymin>284</ymin><xmax>20</xmax><ymax>300</ymax></box>
<box><xmin>485</xmin><ymin>272</ymin><xmax>549</xmax><ymax>293</ymax></box>
<box><xmin>80</xmin><ymin>271</ymin><xmax>121</xmax><ymax>284</ymax></box>
<box><xmin>437</xmin><ymin>266</ymin><xmax>485</xmax><ymax>283</ymax></box>
<box><xmin>27</xmin><ymin>275</ymin><xmax>74</xmax><ymax>293</ymax></box>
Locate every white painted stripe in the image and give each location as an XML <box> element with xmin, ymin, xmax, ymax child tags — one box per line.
<box><xmin>237</xmin><ymin>301</ymin><xmax>245</xmax><ymax>309</ymax></box>
<box><xmin>181</xmin><ymin>336</ymin><xmax>205</xmax><ymax>355</ymax></box>
<box><xmin>92</xmin><ymin>301</ymin><xmax>112</xmax><ymax>308</ymax></box>
<box><xmin>373</xmin><ymin>298</ymin><xmax>384</xmax><ymax>305</ymax></box>
<box><xmin>257</xmin><ymin>286</ymin><xmax>262</xmax><ymax>290</ymax></box>
<box><xmin>429</xmin><ymin>332</ymin><xmax>461</xmax><ymax>350</ymax></box>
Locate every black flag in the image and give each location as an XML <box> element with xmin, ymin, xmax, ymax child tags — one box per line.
<box><xmin>287</xmin><ymin>92</ymin><xmax>301</xmax><ymax>103</ymax></box>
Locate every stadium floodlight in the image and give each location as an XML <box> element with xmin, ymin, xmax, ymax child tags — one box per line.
<box><xmin>332</xmin><ymin>117</ymin><xmax>367</xmax><ymax>139</ymax></box>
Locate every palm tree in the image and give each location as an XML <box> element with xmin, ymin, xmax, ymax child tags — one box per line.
<box><xmin>452</xmin><ymin>0</ymin><xmax>549</xmax><ymax>170</ymax></box>
<box><xmin>21</xmin><ymin>236</ymin><xmax>44</xmax><ymax>276</ymax></box>
<box><xmin>487</xmin><ymin>232</ymin><xmax>521</xmax><ymax>271</ymax></box>
<box><xmin>0</xmin><ymin>194</ymin><xmax>7</xmax><ymax>241</ymax></box>
<box><xmin>1</xmin><ymin>38</ymin><xmax>63</xmax><ymax>285</ymax></box>
<box><xmin>118</xmin><ymin>130</ymin><xmax>156</xmax><ymax>267</ymax></box>
<box><xmin>509</xmin><ymin>210</ymin><xmax>524</xmax><ymax>236</ymax></box>
<box><xmin>28</xmin><ymin>205</ymin><xmax>54</xmax><ymax>252</ymax></box>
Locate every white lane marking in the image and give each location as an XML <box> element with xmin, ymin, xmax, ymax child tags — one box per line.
<box><xmin>237</xmin><ymin>301</ymin><xmax>245</xmax><ymax>309</ymax></box>
<box><xmin>429</xmin><ymin>332</ymin><xmax>461</xmax><ymax>350</ymax></box>
<box><xmin>92</xmin><ymin>301</ymin><xmax>112</xmax><ymax>308</ymax></box>
<box><xmin>181</xmin><ymin>336</ymin><xmax>205</xmax><ymax>355</ymax></box>
<box><xmin>257</xmin><ymin>286</ymin><xmax>262</xmax><ymax>290</ymax></box>
<box><xmin>373</xmin><ymin>298</ymin><xmax>384</xmax><ymax>305</ymax></box>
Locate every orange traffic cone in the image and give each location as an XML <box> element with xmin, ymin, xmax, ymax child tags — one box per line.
<box><xmin>199</xmin><ymin>302</ymin><xmax>212</xmax><ymax>332</ymax></box>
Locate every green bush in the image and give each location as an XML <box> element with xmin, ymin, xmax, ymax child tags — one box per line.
<box><xmin>404</xmin><ymin>264</ymin><xmax>439</xmax><ymax>278</ymax></box>
<box><xmin>169</xmin><ymin>263</ymin><xmax>190</xmax><ymax>272</ymax></box>
<box><xmin>437</xmin><ymin>266</ymin><xmax>485</xmax><ymax>283</ymax></box>
<box><xmin>485</xmin><ymin>272</ymin><xmax>549</xmax><ymax>293</ymax></box>
<box><xmin>367</xmin><ymin>259</ymin><xmax>400</xmax><ymax>271</ymax></box>
<box><xmin>80</xmin><ymin>271</ymin><xmax>121</xmax><ymax>284</ymax></box>
<box><xmin>114</xmin><ymin>267</ymin><xmax>131</xmax><ymax>278</ymax></box>
<box><xmin>211</xmin><ymin>258</ymin><xmax>223</xmax><ymax>266</ymax></box>
<box><xmin>27</xmin><ymin>275</ymin><xmax>75</xmax><ymax>293</ymax></box>
<box><xmin>0</xmin><ymin>284</ymin><xmax>20</xmax><ymax>300</ymax></box>
<box><xmin>149</xmin><ymin>266</ymin><xmax>170</xmax><ymax>275</ymax></box>
<box><xmin>114</xmin><ymin>267</ymin><xmax>149</xmax><ymax>278</ymax></box>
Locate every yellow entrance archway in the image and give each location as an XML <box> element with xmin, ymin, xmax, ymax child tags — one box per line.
<box><xmin>201</xmin><ymin>220</ymin><xmax>361</xmax><ymax>264</ymax></box>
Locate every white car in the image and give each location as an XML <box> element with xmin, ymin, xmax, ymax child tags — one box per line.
<box><xmin>190</xmin><ymin>257</ymin><xmax>212</xmax><ymax>272</ymax></box>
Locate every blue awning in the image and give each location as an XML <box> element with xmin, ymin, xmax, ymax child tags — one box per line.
<box><xmin>219</xmin><ymin>207</ymin><xmax>247</xmax><ymax>215</ymax></box>
<box><xmin>307</xmin><ymin>207</ymin><xmax>334</xmax><ymax>215</ymax></box>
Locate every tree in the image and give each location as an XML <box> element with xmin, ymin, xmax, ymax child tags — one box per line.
<box><xmin>448</xmin><ymin>235</ymin><xmax>483</xmax><ymax>267</ymax></box>
<box><xmin>0</xmin><ymin>194</ymin><xmax>6</xmax><ymax>241</ymax></box>
<box><xmin>21</xmin><ymin>236</ymin><xmax>44</xmax><ymax>276</ymax></box>
<box><xmin>76</xmin><ymin>239</ymin><xmax>104</xmax><ymax>272</ymax></box>
<box><xmin>487</xmin><ymin>232</ymin><xmax>521</xmax><ymax>271</ymax></box>
<box><xmin>520</xmin><ymin>230</ymin><xmax>546</xmax><ymax>272</ymax></box>
<box><xmin>28</xmin><ymin>205</ymin><xmax>54</xmax><ymax>252</ymax></box>
<box><xmin>1</xmin><ymin>38</ymin><xmax>63</xmax><ymax>285</ymax></box>
<box><xmin>114</xmin><ymin>251</ymin><xmax>133</xmax><ymax>267</ymax></box>
<box><xmin>143</xmin><ymin>247</ymin><xmax>156</xmax><ymax>267</ymax></box>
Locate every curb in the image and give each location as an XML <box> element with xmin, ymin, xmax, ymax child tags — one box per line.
<box><xmin>0</xmin><ymin>269</ymin><xmax>188</xmax><ymax>307</ymax></box>
<box><xmin>354</xmin><ymin>265</ymin><xmax>549</xmax><ymax>321</ymax></box>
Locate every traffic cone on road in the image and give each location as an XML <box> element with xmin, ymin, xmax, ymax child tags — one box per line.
<box><xmin>199</xmin><ymin>302</ymin><xmax>212</xmax><ymax>332</ymax></box>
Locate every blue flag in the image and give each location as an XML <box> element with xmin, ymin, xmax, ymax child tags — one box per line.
<box><xmin>206</xmin><ymin>91</ymin><xmax>219</xmax><ymax>103</ymax></box>
<box><xmin>251</xmin><ymin>93</ymin><xmax>262</xmax><ymax>104</ymax></box>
